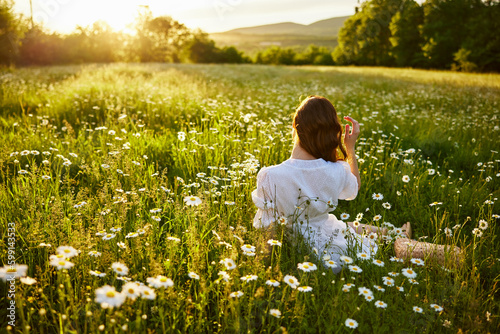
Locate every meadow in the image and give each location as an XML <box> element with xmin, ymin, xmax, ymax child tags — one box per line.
<box><xmin>0</xmin><ymin>63</ymin><xmax>499</xmax><ymax>333</ymax></box>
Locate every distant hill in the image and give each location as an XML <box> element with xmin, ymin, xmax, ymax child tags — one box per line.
<box><xmin>223</xmin><ymin>16</ymin><xmax>350</xmax><ymax>37</ymax></box>
<box><xmin>210</xmin><ymin>16</ymin><xmax>350</xmax><ymax>54</ymax></box>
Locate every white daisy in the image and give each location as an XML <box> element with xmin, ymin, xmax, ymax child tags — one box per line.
<box><xmin>345</xmin><ymin>318</ymin><xmax>358</xmax><ymax>329</ymax></box>
<box><xmin>111</xmin><ymin>262</ymin><xmax>129</xmax><ymax>276</ymax></box>
<box><xmin>184</xmin><ymin>196</ymin><xmax>202</xmax><ymax>206</ymax></box>
<box><xmin>283</xmin><ymin>275</ymin><xmax>300</xmax><ymax>289</ymax></box>
<box><xmin>95</xmin><ymin>285</ymin><xmax>126</xmax><ymax>308</ymax></box>
<box><xmin>269</xmin><ymin>309</ymin><xmax>281</xmax><ymax>318</ymax></box>
<box><xmin>401</xmin><ymin>268</ymin><xmax>417</xmax><ymax>279</ymax></box>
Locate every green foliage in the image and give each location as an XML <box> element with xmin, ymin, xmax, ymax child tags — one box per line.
<box><xmin>389</xmin><ymin>1</ymin><xmax>425</xmax><ymax>67</ymax></box>
<box><xmin>333</xmin><ymin>0</ymin><xmax>500</xmax><ymax>72</ymax></box>
<box><xmin>0</xmin><ymin>0</ymin><xmax>20</xmax><ymax>66</ymax></box>
<box><xmin>0</xmin><ymin>64</ymin><xmax>499</xmax><ymax>333</ymax></box>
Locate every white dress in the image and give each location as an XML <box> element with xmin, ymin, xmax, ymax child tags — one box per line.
<box><xmin>252</xmin><ymin>158</ymin><xmax>377</xmax><ymax>273</ymax></box>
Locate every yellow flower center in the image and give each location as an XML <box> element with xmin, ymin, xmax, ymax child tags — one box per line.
<box><xmin>64</xmin><ymin>249</ymin><xmax>71</xmax><ymax>253</ymax></box>
<box><xmin>160</xmin><ymin>278</ymin><xmax>167</xmax><ymax>282</ymax></box>
<box><xmin>128</xmin><ymin>289</ymin><xmax>135</xmax><ymax>294</ymax></box>
<box><xmin>106</xmin><ymin>291</ymin><xmax>115</xmax><ymax>298</ymax></box>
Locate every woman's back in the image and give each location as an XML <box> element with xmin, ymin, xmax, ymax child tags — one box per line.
<box><xmin>252</xmin><ymin>158</ymin><xmax>358</xmax><ymax>229</ymax></box>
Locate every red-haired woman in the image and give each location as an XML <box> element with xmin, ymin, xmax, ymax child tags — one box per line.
<box><xmin>252</xmin><ymin>96</ymin><xmax>458</xmax><ymax>272</ymax></box>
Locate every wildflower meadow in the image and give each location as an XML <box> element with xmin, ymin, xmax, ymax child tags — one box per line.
<box><xmin>0</xmin><ymin>63</ymin><xmax>499</xmax><ymax>333</ymax></box>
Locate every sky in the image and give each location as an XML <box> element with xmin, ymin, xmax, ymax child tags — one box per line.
<box><xmin>12</xmin><ymin>0</ymin><xmax>361</xmax><ymax>34</ymax></box>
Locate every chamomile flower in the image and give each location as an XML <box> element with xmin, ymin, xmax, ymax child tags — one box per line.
<box><xmin>324</xmin><ymin>260</ymin><xmax>338</xmax><ymax>268</ymax></box>
<box><xmin>297</xmin><ymin>286</ymin><xmax>313</xmax><ymax>292</ymax></box>
<box><xmin>269</xmin><ymin>309</ymin><xmax>281</xmax><ymax>318</ymax></box>
<box><xmin>122</xmin><ymin>282</ymin><xmax>141</xmax><ymax>300</ymax></box>
<box><xmin>410</xmin><ymin>258</ymin><xmax>425</xmax><ymax>266</ymax></box>
<box><xmin>218</xmin><ymin>271</ymin><xmax>231</xmax><ymax>282</ymax></box>
<box><xmin>283</xmin><ymin>275</ymin><xmax>300</xmax><ymax>289</ymax></box>
<box><xmin>340</xmin><ymin>255</ymin><xmax>353</xmax><ymax>264</ymax></box>
<box><xmin>390</xmin><ymin>256</ymin><xmax>404</xmax><ymax>263</ymax></box>
<box><xmin>20</xmin><ymin>277</ymin><xmax>37</xmax><ymax>285</ymax></box>
<box><xmin>408</xmin><ymin>278</ymin><xmax>419</xmax><ymax>285</ymax></box>
<box><xmin>277</xmin><ymin>216</ymin><xmax>288</xmax><ymax>225</ymax></box>
<box><xmin>382</xmin><ymin>277</ymin><xmax>394</xmax><ymax>287</ymax></box>
<box><xmin>388</xmin><ymin>272</ymin><xmax>399</xmax><ymax>277</ymax></box>
<box><xmin>402</xmin><ymin>268</ymin><xmax>417</xmax><ymax>279</ymax></box>
<box><xmin>140</xmin><ymin>286</ymin><xmax>156</xmax><ymax>300</ymax></box>
<box><xmin>0</xmin><ymin>264</ymin><xmax>28</xmax><ymax>280</ymax></box>
<box><xmin>50</xmin><ymin>259</ymin><xmax>74</xmax><ymax>270</ymax></box>
<box><xmin>478</xmin><ymin>220</ymin><xmax>488</xmax><ymax>230</ymax></box>
<box><xmin>373</xmin><ymin>285</ymin><xmax>385</xmax><ymax>292</ymax></box>
<box><xmin>240</xmin><ymin>275</ymin><xmax>258</xmax><ymax>282</ymax></box>
<box><xmin>413</xmin><ymin>306</ymin><xmax>423</xmax><ymax>313</ymax></box>
<box><xmin>188</xmin><ymin>272</ymin><xmax>200</xmax><ymax>280</ymax></box>
<box><xmin>373</xmin><ymin>259</ymin><xmax>385</xmax><ymax>267</ymax></box>
<box><xmin>266</xmin><ymin>279</ymin><xmax>280</xmax><ymax>287</ymax></box>
<box><xmin>430</xmin><ymin>304</ymin><xmax>443</xmax><ymax>312</ymax></box>
<box><xmin>402</xmin><ymin>175</ymin><xmax>410</xmax><ymax>183</ymax></box>
<box><xmin>102</xmin><ymin>233</ymin><xmax>116</xmax><ymax>241</ymax></box>
<box><xmin>472</xmin><ymin>228</ymin><xmax>483</xmax><ymax>237</ymax></box>
<box><xmin>348</xmin><ymin>265</ymin><xmax>362</xmax><ymax>273</ymax></box>
<box><xmin>267</xmin><ymin>239</ymin><xmax>282</xmax><ymax>247</ymax></box>
<box><xmin>365</xmin><ymin>295</ymin><xmax>375</xmax><ymax>302</ymax></box>
<box><xmin>184</xmin><ymin>196</ymin><xmax>202</xmax><ymax>206</ymax></box>
<box><xmin>340</xmin><ymin>213</ymin><xmax>350</xmax><ymax>220</ymax></box>
<box><xmin>443</xmin><ymin>227</ymin><xmax>453</xmax><ymax>237</ymax></box>
<box><xmin>95</xmin><ymin>285</ymin><xmax>126</xmax><ymax>308</ymax></box>
<box><xmin>372</xmin><ymin>193</ymin><xmax>384</xmax><ymax>201</ymax></box>
<box><xmin>229</xmin><ymin>291</ymin><xmax>244</xmax><ymax>298</ymax></box>
<box><xmin>357</xmin><ymin>252</ymin><xmax>371</xmax><ymax>260</ymax></box>
<box><xmin>222</xmin><ymin>258</ymin><xmax>236</xmax><ymax>270</ymax></box>
<box><xmin>56</xmin><ymin>246</ymin><xmax>79</xmax><ymax>258</ymax></box>
<box><xmin>358</xmin><ymin>287</ymin><xmax>373</xmax><ymax>297</ymax></box>
<box><xmin>148</xmin><ymin>275</ymin><xmax>174</xmax><ymax>288</ymax></box>
<box><xmin>382</xmin><ymin>202</ymin><xmax>391</xmax><ymax>209</ymax></box>
<box><xmin>88</xmin><ymin>250</ymin><xmax>102</xmax><ymax>257</ymax></box>
<box><xmin>375</xmin><ymin>300</ymin><xmax>387</xmax><ymax>309</ymax></box>
<box><xmin>373</xmin><ymin>214</ymin><xmax>382</xmax><ymax>221</ymax></box>
<box><xmin>111</xmin><ymin>262</ymin><xmax>129</xmax><ymax>276</ymax></box>
<box><xmin>297</xmin><ymin>262</ymin><xmax>317</xmax><ymax>272</ymax></box>
<box><xmin>125</xmin><ymin>232</ymin><xmax>139</xmax><ymax>239</ymax></box>
<box><xmin>241</xmin><ymin>244</ymin><xmax>256</xmax><ymax>253</ymax></box>
<box><xmin>90</xmin><ymin>270</ymin><xmax>106</xmax><ymax>277</ymax></box>
<box><xmin>345</xmin><ymin>318</ymin><xmax>358</xmax><ymax>329</ymax></box>
<box><xmin>396</xmin><ymin>286</ymin><xmax>404</xmax><ymax>292</ymax></box>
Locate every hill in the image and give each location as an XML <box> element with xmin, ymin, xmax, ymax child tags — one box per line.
<box><xmin>210</xmin><ymin>16</ymin><xmax>350</xmax><ymax>54</ymax></box>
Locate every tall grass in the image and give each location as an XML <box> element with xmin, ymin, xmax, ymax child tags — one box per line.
<box><xmin>0</xmin><ymin>63</ymin><xmax>499</xmax><ymax>333</ymax></box>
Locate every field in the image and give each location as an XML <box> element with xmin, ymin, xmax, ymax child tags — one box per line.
<box><xmin>0</xmin><ymin>63</ymin><xmax>499</xmax><ymax>333</ymax></box>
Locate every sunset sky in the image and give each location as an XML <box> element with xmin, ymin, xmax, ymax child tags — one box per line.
<box><xmin>13</xmin><ymin>0</ymin><xmax>362</xmax><ymax>34</ymax></box>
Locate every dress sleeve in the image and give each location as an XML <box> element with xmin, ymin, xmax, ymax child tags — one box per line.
<box><xmin>338</xmin><ymin>161</ymin><xmax>358</xmax><ymax>200</ymax></box>
<box><xmin>252</xmin><ymin>167</ymin><xmax>276</xmax><ymax>229</ymax></box>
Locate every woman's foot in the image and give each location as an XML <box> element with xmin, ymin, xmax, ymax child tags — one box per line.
<box><xmin>402</xmin><ymin>222</ymin><xmax>412</xmax><ymax>239</ymax></box>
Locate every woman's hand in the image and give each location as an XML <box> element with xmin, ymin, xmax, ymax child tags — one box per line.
<box><xmin>343</xmin><ymin>116</ymin><xmax>360</xmax><ymax>152</ymax></box>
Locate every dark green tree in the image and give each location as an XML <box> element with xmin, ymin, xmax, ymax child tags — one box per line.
<box><xmin>0</xmin><ymin>0</ymin><xmax>21</xmax><ymax>65</ymax></box>
<box><xmin>333</xmin><ymin>0</ymin><xmax>405</xmax><ymax>66</ymax></box>
<box><xmin>421</xmin><ymin>0</ymin><xmax>483</xmax><ymax>69</ymax></box>
<box><xmin>389</xmin><ymin>0</ymin><xmax>425</xmax><ymax>67</ymax></box>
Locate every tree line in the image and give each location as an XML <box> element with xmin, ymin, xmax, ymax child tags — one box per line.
<box><xmin>1</xmin><ymin>0</ymin><xmax>499</xmax><ymax>71</ymax></box>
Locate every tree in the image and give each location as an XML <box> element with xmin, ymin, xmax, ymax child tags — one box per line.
<box><xmin>389</xmin><ymin>0</ymin><xmax>425</xmax><ymax>67</ymax></box>
<box><xmin>456</xmin><ymin>0</ymin><xmax>500</xmax><ymax>71</ymax></box>
<box><xmin>333</xmin><ymin>0</ymin><xmax>405</xmax><ymax>66</ymax></box>
<box><xmin>0</xmin><ymin>0</ymin><xmax>21</xmax><ymax>65</ymax></box>
<box><xmin>421</xmin><ymin>0</ymin><xmax>483</xmax><ymax>69</ymax></box>
<box><xmin>132</xmin><ymin>8</ymin><xmax>191</xmax><ymax>63</ymax></box>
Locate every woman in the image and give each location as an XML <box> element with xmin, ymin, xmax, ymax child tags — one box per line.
<box><xmin>252</xmin><ymin>96</ymin><xmax>456</xmax><ymax>272</ymax></box>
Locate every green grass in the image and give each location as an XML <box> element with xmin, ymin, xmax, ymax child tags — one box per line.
<box><xmin>0</xmin><ymin>63</ymin><xmax>499</xmax><ymax>333</ymax></box>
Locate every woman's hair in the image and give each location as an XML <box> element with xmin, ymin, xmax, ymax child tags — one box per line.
<box><xmin>292</xmin><ymin>95</ymin><xmax>347</xmax><ymax>162</ymax></box>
